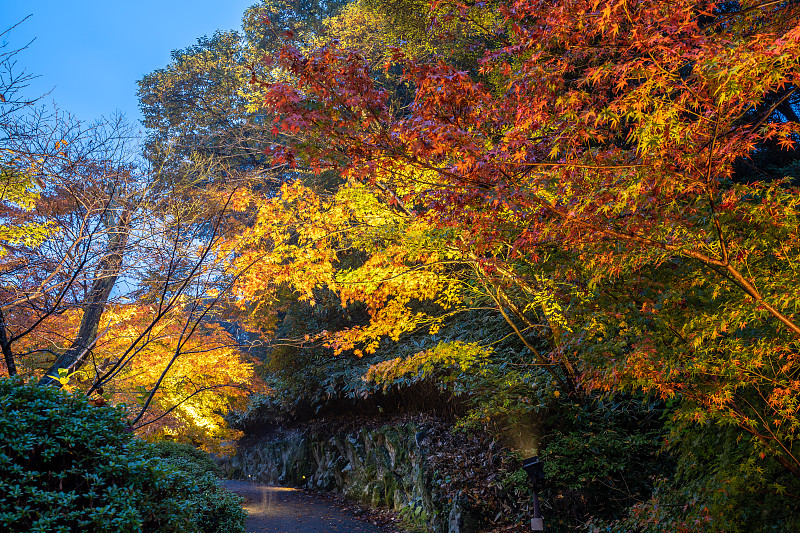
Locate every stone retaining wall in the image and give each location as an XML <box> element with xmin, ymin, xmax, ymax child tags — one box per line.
<box><xmin>227</xmin><ymin>423</ymin><xmax>476</xmax><ymax>533</ymax></box>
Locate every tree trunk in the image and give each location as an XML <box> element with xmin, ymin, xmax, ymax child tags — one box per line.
<box><xmin>40</xmin><ymin>207</ymin><xmax>131</xmax><ymax>387</ymax></box>
<box><xmin>0</xmin><ymin>309</ymin><xmax>16</xmax><ymax>376</ymax></box>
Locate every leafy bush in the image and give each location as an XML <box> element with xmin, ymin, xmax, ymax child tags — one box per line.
<box><xmin>539</xmin><ymin>395</ymin><xmax>671</xmax><ymax>530</ymax></box>
<box><xmin>148</xmin><ymin>440</ymin><xmax>222</xmax><ymax>477</ymax></box>
<box><xmin>149</xmin><ymin>441</ymin><xmax>247</xmax><ymax>533</ymax></box>
<box><xmin>398</xmin><ymin>498</ymin><xmax>428</xmax><ymax>532</ymax></box>
<box><xmin>0</xmin><ymin>377</ymin><xmax>195</xmax><ymax>532</ymax></box>
<box><xmin>588</xmin><ymin>421</ymin><xmax>800</xmax><ymax>533</ymax></box>
<box><xmin>0</xmin><ymin>378</ymin><xmax>246</xmax><ymax>533</ymax></box>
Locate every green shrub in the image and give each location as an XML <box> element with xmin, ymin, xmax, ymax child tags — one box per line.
<box><xmin>186</xmin><ymin>479</ymin><xmax>247</xmax><ymax>533</ymax></box>
<box><xmin>0</xmin><ymin>377</ymin><xmax>195</xmax><ymax>532</ymax></box>
<box><xmin>150</xmin><ymin>441</ymin><xmax>247</xmax><ymax>533</ymax></box>
<box><xmin>539</xmin><ymin>395</ymin><xmax>671</xmax><ymax>530</ymax></box>
<box><xmin>149</xmin><ymin>441</ymin><xmax>222</xmax><ymax>477</ymax></box>
<box><xmin>0</xmin><ymin>378</ymin><xmax>246</xmax><ymax>533</ymax></box>
<box><xmin>588</xmin><ymin>421</ymin><xmax>800</xmax><ymax>533</ymax></box>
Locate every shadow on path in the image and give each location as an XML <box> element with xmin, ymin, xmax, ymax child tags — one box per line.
<box><xmin>221</xmin><ymin>480</ymin><xmax>384</xmax><ymax>533</ymax></box>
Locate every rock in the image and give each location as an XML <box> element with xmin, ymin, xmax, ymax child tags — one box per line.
<box><xmin>448</xmin><ymin>492</ymin><xmax>478</xmax><ymax>533</ymax></box>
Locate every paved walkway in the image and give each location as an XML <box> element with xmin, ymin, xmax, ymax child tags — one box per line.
<box><xmin>221</xmin><ymin>480</ymin><xmax>384</xmax><ymax>533</ymax></box>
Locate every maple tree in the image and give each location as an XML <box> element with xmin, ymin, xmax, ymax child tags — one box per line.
<box><xmin>236</xmin><ymin>0</ymin><xmax>800</xmax><ymax>526</ymax></box>
<box><xmin>37</xmin><ymin>303</ymin><xmax>258</xmax><ymax>445</ymax></box>
<box><xmin>0</xmin><ymin>107</ymin><xmax>257</xmax><ymax>406</ymax></box>
<box><xmin>0</xmin><ymin>91</ymin><xmax>141</xmax><ymax>378</ymax></box>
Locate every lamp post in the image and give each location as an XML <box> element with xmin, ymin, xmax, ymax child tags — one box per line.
<box><xmin>522</xmin><ymin>456</ymin><xmax>545</xmax><ymax>531</ymax></box>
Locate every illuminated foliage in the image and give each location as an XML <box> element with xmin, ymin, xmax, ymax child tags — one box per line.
<box><xmin>0</xmin><ymin>165</ymin><xmax>55</xmax><ymax>254</ymax></box>
<box><xmin>94</xmin><ymin>304</ymin><xmax>258</xmax><ymax>444</ymax></box>
<box><xmin>230</xmin><ymin>176</ymin><xmax>467</xmax><ymax>356</ymax></box>
<box><xmin>13</xmin><ymin>301</ymin><xmax>261</xmax><ymax>446</ymax></box>
<box><xmin>0</xmin><ymin>27</ymin><xmax>263</xmax><ymax>447</ymax></box>
<box><xmin>247</xmin><ymin>0</ymin><xmax>800</xmax><ymax>527</ymax></box>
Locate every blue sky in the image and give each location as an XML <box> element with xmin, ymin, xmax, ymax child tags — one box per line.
<box><xmin>3</xmin><ymin>0</ymin><xmax>256</xmax><ymax>130</ymax></box>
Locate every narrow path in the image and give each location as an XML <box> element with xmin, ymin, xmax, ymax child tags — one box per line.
<box><xmin>221</xmin><ymin>480</ymin><xmax>384</xmax><ymax>533</ymax></box>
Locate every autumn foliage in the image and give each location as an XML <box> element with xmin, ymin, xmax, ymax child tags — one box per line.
<box><xmin>1</xmin><ymin>41</ymin><xmax>262</xmax><ymax>448</ymax></box>
<box><xmin>6</xmin><ymin>0</ymin><xmax>800</xmax><ymax>530</ymax></box>
<box><xmin>226</xmin><ymin>0</ymin><xmax>800</xmax><ymax>528</ymax></box>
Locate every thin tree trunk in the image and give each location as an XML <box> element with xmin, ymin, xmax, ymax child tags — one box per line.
<box><xmin>0</xmin><ymin>309</ymin><xmax>16</xmax><ymax>376</ymax></box>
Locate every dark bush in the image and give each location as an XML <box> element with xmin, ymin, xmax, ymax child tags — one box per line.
<box><xmin>539</xmin><ymin>395</ymin><xmax>671</xmax><ymax>530</ymax></box>
<box><xmin>0</xmin><ymin>378</ymin><xmax>245</xmax><ymax>533</ymax></box>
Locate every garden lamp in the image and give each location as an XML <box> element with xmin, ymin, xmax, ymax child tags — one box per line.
<box><xmin>522</xmin><ymin>456</ymin><xmax>545</xmax><ymax>531</ymax></box>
